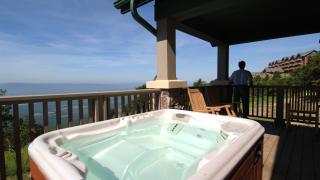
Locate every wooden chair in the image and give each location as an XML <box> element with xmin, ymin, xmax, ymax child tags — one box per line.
<box><xmin>286</xmin><ymin>88</ymin><xmax>319</xmax><ymax>128</ymax></box>
<box><xmin>187</xmin><ymin>88</ymin><xmax>236</xmax><ymax>116</ymax></box>
<box><xmin>203</xmin><ymin>86</ymin><xmax>242</xmax><ymax>116</ymax></box>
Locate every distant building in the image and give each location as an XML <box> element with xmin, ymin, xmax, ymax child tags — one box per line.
<box><xmin>266</xmin><ymin>50</ymin><xmax>318</xmax><ymax>73</ymax></box>
<box><xmin>252</xmin><ymin>50</ymin><xmax>318</xmax><ymax>78</ymax></box>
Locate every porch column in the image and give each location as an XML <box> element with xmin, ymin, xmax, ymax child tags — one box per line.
<box><xmin>210</xmin><ymin>44</ymin><xmax>230</xmax><ymax>85</ymax></box>
<box><xmin>146</xmin><ymin>19</ymin><xmax>187</xmax><ymax>89</ymax></box>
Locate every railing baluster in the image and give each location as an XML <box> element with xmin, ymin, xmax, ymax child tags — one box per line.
<box><xmin>266</xmin><ymin>87</ymin><xmax>269</xmax><ymax>118</ymax></box>
<box><xmin>56</xmin><ymin>101</ymin><xmax>61</xmax><ymax>129</ymax></box>
<box><xmin>261</xmin><ymin>87</ymin><xmax>264</xmax><ymax>117</ymax></box>
<box><xmin>68</xmin><ymin>100</ymin><xmax>73</xmax><ymax>127</ymax></box>
<box><xmin>78</xmin><ymin>99</ymin><xmax>83</xmax><ymax>125</ymax></box>
<box><xmin>311</xmin><ymin>89</ymin><xmax>315</xmax><ymax>117</ymax></box>
<box><xmin>303</xmin><ymin>88</ymin><xmax>306</xmax><ymax>118</ymax></box>
<box><xmin>0</xmin><ymin>105</ymin><xmax>6</xmax><ymax>180</ymax></box>
<box><xmin>13</xmin><ymin>103</ymin><xmax>23</xmax><ymax>180</ymax></box>
<box><xmin>144</xmin><ymin>94</ymin><xmax>148</xmax><ymax>112</ymax></box>
<box><xmin>134</xmin><ymin>95</ymin><xmax>138</xmax><ymax>114</ymax></box>
<box><xmin>121</xmin><ymin>96</ymin><xmax>126</xmax><ymax>116</ymax></box>
<box><xmin>43</xmin><ymin>101</ymin><xmax>49</xmax><ymax>133</ymax></box>
<box><xmin>88</xmin><ymin>98</ymin><xmax>94</xmax><ymax>123</ymax></box>
<box><xmin>128</xmin><ymin>95</ymin><xmax>132</xmax><ymax>115</ymax></box>
<box><xmin>276</xmin><ymin>87</ymin><xmax>285</xmax><ymax>126</ymax></box>
<box><xmin>298</xmin><ymin>88</ymin><xmax>301</xmax><ymax>121</ymax></box>
<box><xmin>103</xmin><ymin>97</ymin><xmax>107</xmax><ymax>120</ymax></box>
<box><xmin>309</xmin><ymin>89</ymin><xmax>312</xmax><ymax>117</ymax></box>
<box><xmin>155</xmin><ymin>92</ymin><xmax>160</xmax><ymax>110</ymax></box>
<box><xmin>97</xmin><ymin>96</ymin><xmax>104</xmax><ymax>121</ymax></box>
<box><xmin>251</xmin><ymin>87</ymin><xmax>254</xmax><ymax>116</ymax></box>
<box><xmin>28</xmin><ymin>102</ymin><xmax>35</xmax><ymax>141</ymax></box>
<box><xmin>106</xmin><ymin>97</ymin><xmax>111</xmax><ymax>119</ymax></box>
<box><xmin>256</xmin><ymin>88</ymin><xmax>259</xmax><ymax>117</ymax></box>
<box><xmin>140</xmin><ymin>94</ymin><xmax>144</xmax><ymax>113</ymax></box>
<box><xmin>148</xmin><ymin>93</ymin><xmax>151</xmax><ymax>111</ymax></box>
<box><xmin>114</xmin><ymin>96</ymin><xmax>119</xmax><ymax>118</ymax></box>
<box><xmin>294</xmin><ymin>88</ymin><xmax>297</xmax><ymax>118</ymax></box>
<box><xmin>272</xmin><ymin>87</ymin><xmax>274</xmax><ymax>118</ymax></box>
<box><xmin>305</xmin><ymin>89</ymin><xmax>310</xmax><ymax>117</ymax></box>
<box><xmin>151</xmin><ymin>93</ymin><xmax>155</xmax><ymax>111</ymax></box>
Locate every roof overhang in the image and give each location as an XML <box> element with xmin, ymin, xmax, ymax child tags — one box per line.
<box><xmin>114</xmin><ymin>0</ymin><xmax>320</xmax><ymax>46</ymax></box>
<box><xmin>114</xmin><ymin>0</ymin><xmax>152</xmax><ymax>14</ymax></box>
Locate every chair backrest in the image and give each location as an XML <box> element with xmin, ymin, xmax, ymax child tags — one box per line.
<box><xmin>187</xmin><ymin>88</ymin><xmax>207</xmax><ymax>112</ymax></box>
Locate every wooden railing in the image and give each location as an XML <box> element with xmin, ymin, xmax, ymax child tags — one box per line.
<box><xmin>250</xmin><ymin>86</ymin><xmax>278</xmax><ymax>119</ymax></box>
<box><xmin>0</xmin><ymin>89</ymin><xmax>161</xmax><ymax>179</ymax></box>
<box><xmin>192</xmin><ymin>85</ymin><xmax>319</xmax><ymax>125</ymax></box>
<box><xmin>249</xmin><ymin>86</ymin><xmax>319</xmax><ymax>124</ymax></box>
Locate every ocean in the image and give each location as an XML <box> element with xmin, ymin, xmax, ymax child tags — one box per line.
<box><xmin>0</xmin><ymin>83</ymin><xmax>141</xmax><ymax>96</ymax></box>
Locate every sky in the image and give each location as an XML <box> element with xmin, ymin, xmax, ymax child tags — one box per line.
<box><xmin>0</xmin><ymin>0</ymin><xmax>319</xmax><ymax>84</ymax></box>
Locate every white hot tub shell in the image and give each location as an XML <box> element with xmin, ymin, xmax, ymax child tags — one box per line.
<box><xmin>29</xmin><ymin>109</ymin><xmax>265</xmax><ymax>180</ymax></box>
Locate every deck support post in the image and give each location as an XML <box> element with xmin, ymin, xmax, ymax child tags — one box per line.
<box><xmin>210</xmin><ymin>44</ymin><xmax>230</xmax><ymax>85</ymax></box>
<box><xmin>147</xmin><ymin>18</ymin><xmax>187</xmax><ymax>89</ymax></box>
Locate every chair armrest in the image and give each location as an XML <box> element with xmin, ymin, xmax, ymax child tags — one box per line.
<box><xmin>208</xmin><ymin>105</ymin><xmax>232</xmax><ymax>109</ymax></box>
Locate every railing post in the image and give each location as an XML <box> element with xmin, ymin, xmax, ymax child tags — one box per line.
<box><xmin>0</xmin><ymin>105</ymin><xmax>6</xmax><ymax>180</ymax></box>
<box><xmin>276</xmin><ymin>86</ymin><xmax>285</xmax><ymax>127</ymax></box>
<box><xmin>88</xmin><ymin>98</ymin><xmax>95</xmax><ymax>123</ymax></box>
<box><xmin>13</xmin><ymin>104</ymin><xmax>23</xmax><ymax>180</ymax></box>
<box><xmin>94</xmin><ymin>96</ymin><xmax>104</xmax><ymax>122</ymax></box>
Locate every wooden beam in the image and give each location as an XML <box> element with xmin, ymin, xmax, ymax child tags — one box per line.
<box><xmin>155</xmin><ymin>0</ymin><xmax>241</xmax><ymax>21</ymax></box>
<box><xmin>174</xmin><ymin>20</ymin><xmax>224</xmax><ymax>45</ymax></box>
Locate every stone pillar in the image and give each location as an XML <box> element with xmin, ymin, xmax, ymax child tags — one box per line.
<box><xmin>147</xmin><ymin>19</ymin><xmax>187</xmax><ymax>89</ymax></box>
<box><xmin>159</xmin><ymin>88</ymin><xmax>188</xmax><ymax>109</ymax></box>
<box><xmin>210</xmin><ymin>44</ymin><xmax>230</xmax><ymax>85</ymax></box>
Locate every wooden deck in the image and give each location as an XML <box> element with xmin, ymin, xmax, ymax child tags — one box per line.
<box><xmin>258</xmin><ymin>121</ymin><xmax>320</xmax><ymax>180</ymax></box>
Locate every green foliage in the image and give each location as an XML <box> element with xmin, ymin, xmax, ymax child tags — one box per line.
<box><xmin>135</xmin><ymin>84</ymin><xmax>146</xmax><ymax>89</ymax></box>
<box><xmin>271</xmin><ymin>72</ymin><xmax>281</xmax><ymax>81</ymax></box>
<box><xmin>193</xmin><ymin>78</ymin><xmax>207</xmax><ymax>87</ymax></box>
<box><xmin>5</xmin><ymin>146</ymin><xmax>29</xmax><ymax>176</ymax></box>
<box><xmin>4</xmin><ymin>120</ymin><xmax>43</xmax><ymax>151</ymax></box>
<box><xmin>289</xmin><ymin>59</ymin><xmax>320</xmax><ymax>86</ymax></box>
<box><xmin>0</xmin><ymin>89</ymin><xmax>6</xmax><ymax>96</ymax></box>
<box><xmin>1</xmin><ymin>89</ymin><xmax>42</xmax><ymax>177</ymax></box>
<box><xmin>309</xmin><ymin>52</ymin><xmax>320</xmax><ymax>61</ymax></box>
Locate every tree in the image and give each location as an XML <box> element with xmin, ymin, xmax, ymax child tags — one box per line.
<box><xmin>288</xmin><ymin>58</ymin><xmax>320</xmax><ymax>86</ymax></box>
<box><xmin>253</xmin><ymin>76</ymin><xmax>262</xmax><ymax>85</ymax></box>
<box><xmin>1</xmin><ymin>89</ymin><xmax>43</xmax><ymax>151</ymax></box>
<box><xmin>272</xmin><ymin>72</ymin><xmax>281</xmax><ymax>81</ymax></box>
<box><xmin>135</xmin><ymin>84</ymin><xmax>146</xmax><ymax>90</ymax></box>
<box><xmin>193</xmin><ymin>78</ymin><xmax>207</xmax><ymax>87</ymax></box>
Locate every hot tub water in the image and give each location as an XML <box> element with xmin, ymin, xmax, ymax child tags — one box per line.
<box><xmin>59</xmin><ymin>117</ymin><xmax>225</xmax><ymax>180</ymax></box>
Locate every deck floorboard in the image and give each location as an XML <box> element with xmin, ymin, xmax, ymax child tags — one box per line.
<box><xmin>255</xmin><ymin>121</ymin><xmax>319</xmax><ymax>180</ymax></box>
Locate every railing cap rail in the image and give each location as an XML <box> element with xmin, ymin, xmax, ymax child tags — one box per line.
<box><xmin>0</xmin><ymin>89</ymin><xmax>161</xmax><ymax>104</ymax></box>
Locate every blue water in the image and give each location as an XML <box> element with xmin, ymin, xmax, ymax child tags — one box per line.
<box><xmin>0</xmin><ymin>83</ymin><xmax>140</xmax><ymax>96</ymax></box>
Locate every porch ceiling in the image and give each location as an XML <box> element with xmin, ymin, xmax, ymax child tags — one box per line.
<box><xmin>114</xmin><ymin>0</ymin><xmax>320</xmax><ymax>46</ymax></box>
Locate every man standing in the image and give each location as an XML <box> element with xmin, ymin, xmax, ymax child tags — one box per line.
<box><xmin>230</xmin><ymin>61</ymin><xmax>253</xmax><ymax>118</ymax></box>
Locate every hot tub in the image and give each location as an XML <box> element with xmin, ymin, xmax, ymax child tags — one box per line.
<box><xmin>29</xmin><ymin>109</ymin><xmax>264</xmax><ymax>180</ymax></box>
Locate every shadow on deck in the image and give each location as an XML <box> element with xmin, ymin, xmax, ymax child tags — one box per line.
<box><xmin>253</xmin><ymin>120</ymin><xmax>320</xmax><ymax>180</ymax></box>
